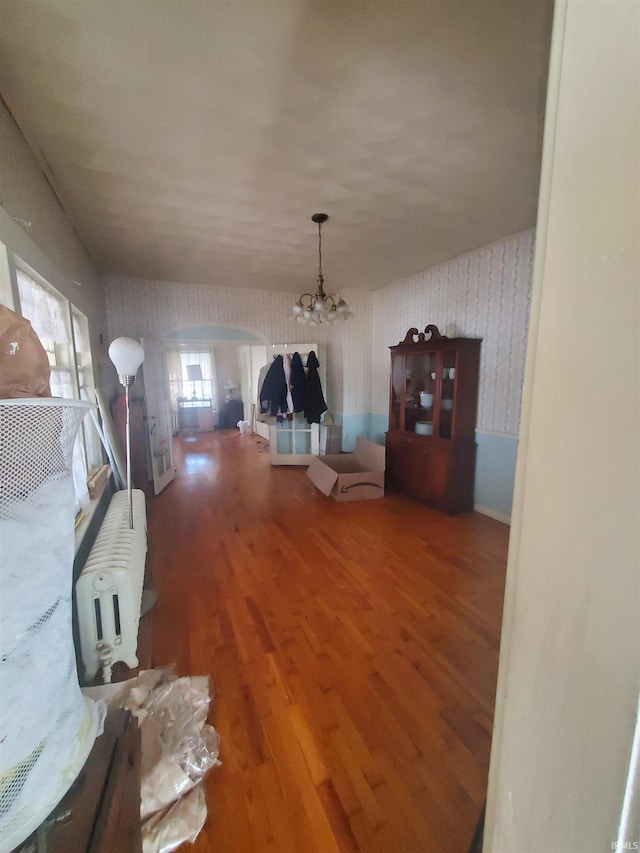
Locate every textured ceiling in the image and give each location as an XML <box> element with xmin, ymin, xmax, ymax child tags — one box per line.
<box><xmin>0</xmin><ymin>1</ymin><xmax>553</xmax><ymax>293</ymax></box>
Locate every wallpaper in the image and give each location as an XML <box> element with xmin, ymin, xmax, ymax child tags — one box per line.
<box><xmin>106</xmin><ymin>275</ymin><xmax>322</xmax><ymax>344</ymax></box>
<box><xmin>104</xmin><ymin>276</ymin><xmax>361</xmax><ymax>415</ymax></box>
<box><xmin>371</xmin><ymin>230</ymin><xmax>535</xmax><ymax>436</ymax></box>
<box><xmin>106</xmin><ymin>229</ymin><xmax>533</xmax><ymax>433</ymax></box>
<box><xmin>338</xmin><ymin>287</ymin><xmax>373</xmax><ymax>416</ymax></box>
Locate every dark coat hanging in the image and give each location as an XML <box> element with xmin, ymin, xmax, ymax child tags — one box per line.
<box><xmin>304</xmin><ymin>351</ymin><xmax>327</xmax><ymax>424</ymax></box>
<box><xmin>259</xmin><ymin>355</ymin><xmax>288</xmax><ymax>416</ymax></box>
<box><xmin>289</xmin><ymin>352</ymin><xmax>306</xmax><ymax>413</ymax></box>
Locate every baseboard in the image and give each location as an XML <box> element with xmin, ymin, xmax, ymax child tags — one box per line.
<box><xmin>474</xmin><ymin>503</ymin><xmax>511</xmax><ymax>525</ymax></box>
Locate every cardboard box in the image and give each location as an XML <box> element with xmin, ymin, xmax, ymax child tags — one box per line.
<box><xmin>319</xmin><ymin>424</ymin><xmax>342</xmax><ymax>455</ymax></box>
<box><xmin>306</xmin><ymin>437</ymin><xmax>385</xmax><ymax>502</ymax></box>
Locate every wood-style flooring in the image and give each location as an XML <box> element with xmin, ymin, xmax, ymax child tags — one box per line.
<box><xmin>147</xmin><ymin>430</ymin><xmax>508</xmax><ymax>852</ymax></box>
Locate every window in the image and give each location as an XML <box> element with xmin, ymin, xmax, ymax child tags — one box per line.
<box><xmin>16</xmin><ymin>268</ymin><xmax>75</xmax><ymax>399</ymax></box>
<box><xmin>167</xmin><ymin>350</ymin><xmax>216</xmax><ymax>409</ymax></box>
<box><xmin>14</xmin><ymin>266</ymin><xmax>103</xmax><ymax>506</ymax></box>
<box><xmin>72</xmin><ymin>308</ymin><xmax>102</xmax><ymax>471</ymax></box>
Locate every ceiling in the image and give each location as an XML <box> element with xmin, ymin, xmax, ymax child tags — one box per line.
<box><xmin>0</xmin><ymin>1</ymin><xmax>553</xmax><ymax>294</ymax></box>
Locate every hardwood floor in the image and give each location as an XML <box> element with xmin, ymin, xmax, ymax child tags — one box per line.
<box><xmin>147</xmin><ymin>430</ymin><xmax>509</xmax><ymax>852</ymax></box>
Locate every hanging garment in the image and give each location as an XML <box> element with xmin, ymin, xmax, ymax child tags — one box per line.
<box><xmin>255</xmin><ymin>362</ymin><xmax>273</xmax><ymax>424</ymax></box>
<box><xmin>304</xmin><ymin>351</ymin><xmax>327</xmax><ymax>424</ymax></box>
<box><xmin>256</xmin><ymin>362</ymin><xmax>271</xmax><ymax>401</ymax></box>
<box><xmin>259</xmin><ymin>355</ymin><xmax>288</xmax><ymax>417</ymax></box>
<box><xmin>282</xmin><ymin>354</ymin><xmax>295</xmax><ymax>415</ymax></box>
<box><xmin>289</xmin><ymin>352</ymin><xmax>306</xmax><ymax>413</ymax></box>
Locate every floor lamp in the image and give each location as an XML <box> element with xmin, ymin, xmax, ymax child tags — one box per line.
<box><xmin>108</xmin><ymin>337</ymin><xmax>145</xmax><ymax>529</ymax></box>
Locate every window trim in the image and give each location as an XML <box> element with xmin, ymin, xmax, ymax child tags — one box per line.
<box><xmin>10</xmin><ymin>255</ymin><xmax>103</xmax><ymax>475</ymax></box>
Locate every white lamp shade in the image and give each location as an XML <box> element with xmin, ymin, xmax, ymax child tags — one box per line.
<box><xmin>108</xmin><ymin>337</ymin><xmax>144</xmax><ymax>377</ymax></box>
<box><xmin>186</xmin><ymin>364</ymin><xmax>204</xmax><ymax>382</ymax></box>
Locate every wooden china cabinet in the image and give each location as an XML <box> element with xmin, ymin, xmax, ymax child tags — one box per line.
<box><xmin>385</xmin><ymin>325</ymin><xmax>481</xmax><ymax>513</ymax></box>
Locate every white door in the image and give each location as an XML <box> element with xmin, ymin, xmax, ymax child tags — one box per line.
<box><xmin>239</xmin><ymin>344</ymin><xmax>267</xmax><ymax>432</ymax></box>
<box><xmin>141</xmin><ymin>338</ymin><xmax>175</xmax><ymax>495</ymax></box>
<box><xmin>239</xmin><ymin>345</ymin><xmax>252</xmax><ymax>428</ymax></box>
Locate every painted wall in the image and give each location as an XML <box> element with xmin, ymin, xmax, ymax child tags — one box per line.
<box><xmin>331</xmin><ymin>286</ymin><xmax>374</xmax><ymax>450</ymax></box>
<box><xmin>104</xmin><ymin>275</ymin><xmax>364</xmax><ymax>420</ymax></box>
<box><xmin>214</xmin><ymin>346</ymin><xmax>242</xmax><ymax>411</ymax></box>
<box><xmin>370</xmin><ymin>229</ymin><xmax>535</xmax><ymax>520</ymax></box>
<box><xmin>0</xmin><ymin>98</ymin><xmax>108</xmax><ymax>371</ymax></box>
<box><xmin>485</xmin><ymin>2</ymin><xmax>640</xmax><ymax>850</ymax></box>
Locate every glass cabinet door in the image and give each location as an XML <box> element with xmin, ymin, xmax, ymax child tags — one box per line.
<box><xmin>389</xmin><ymin>346</ymin><xmax>461</xmax><ymax>440</ymax></box>
<box><xmin>390</xmin><ymin>354</ymin><xmax>404</xmax><ymax>430</ymax></box>
<box><xmin>405</xmin><ymin>351</ymin><xmax>437</xmax><ymax>436</ymax></box>
<box><xmin>438</xmin><ymin>350</ymin><xmax>457</xmax><ymax>438</ymax></box>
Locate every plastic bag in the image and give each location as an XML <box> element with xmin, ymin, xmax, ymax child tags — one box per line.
<box><xmin>0</xmin><ymin>305</ymin><xmax>51</xmax><ymax>398</ymax></box>
<box><xmin>237</xmin><ymin>419</ymin><xmax>250</xmax><ymax>435</ymax></box>
<box><xmin>84</xmin><ymin>667</ymin><xmax>220</xmax><ymax>847</ymax></box>
<box><xmin>122</xmin><ymin>668</ymin><xmax>221</xmax><ymax>819</ymax></box>
<box><xmin>142</xmin><ymin>786</ymin><xmax>207</xmax><ymax>853</ymax></box>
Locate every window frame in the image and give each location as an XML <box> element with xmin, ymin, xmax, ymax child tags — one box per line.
<box><xmin>9</xmin><ymin>255</ymin><xmax>103</xmax><ymax>475</ymax></box>
<box><xmin>167</xmin><ymin>349</ymin><xmax>217</xmax><ymax>410</ymax></box>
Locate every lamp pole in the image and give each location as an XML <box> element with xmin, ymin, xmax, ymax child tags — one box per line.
<box><xmin>108</xmin><ymin>338</ymin><xmax>145</xmax><ymax>530</ymax></box>
<box><xmin>124</xmin><ymin>376</ymin><xmax>134</xmax><ymax>529</ymax></box>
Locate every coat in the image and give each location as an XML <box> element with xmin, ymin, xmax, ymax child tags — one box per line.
<box><xmin>304</xmin><ymin>351</ymin><xmax>327</xmax><ymax>424</ymax></box>
<box><xmin>259</xmin><ymin>356</ymin><xmax>288</xmax><ymax>417</ymax></box>
<box><xmin>290</xmin><ymin>352</ymin><xmax>306</xmax><ymax>413</ymax></box>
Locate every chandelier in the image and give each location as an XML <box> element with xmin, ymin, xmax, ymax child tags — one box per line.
<box><xmin>292</xmin><ymin>213</ymin><xmax>353</xmax><ymax>325</ymax></box>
